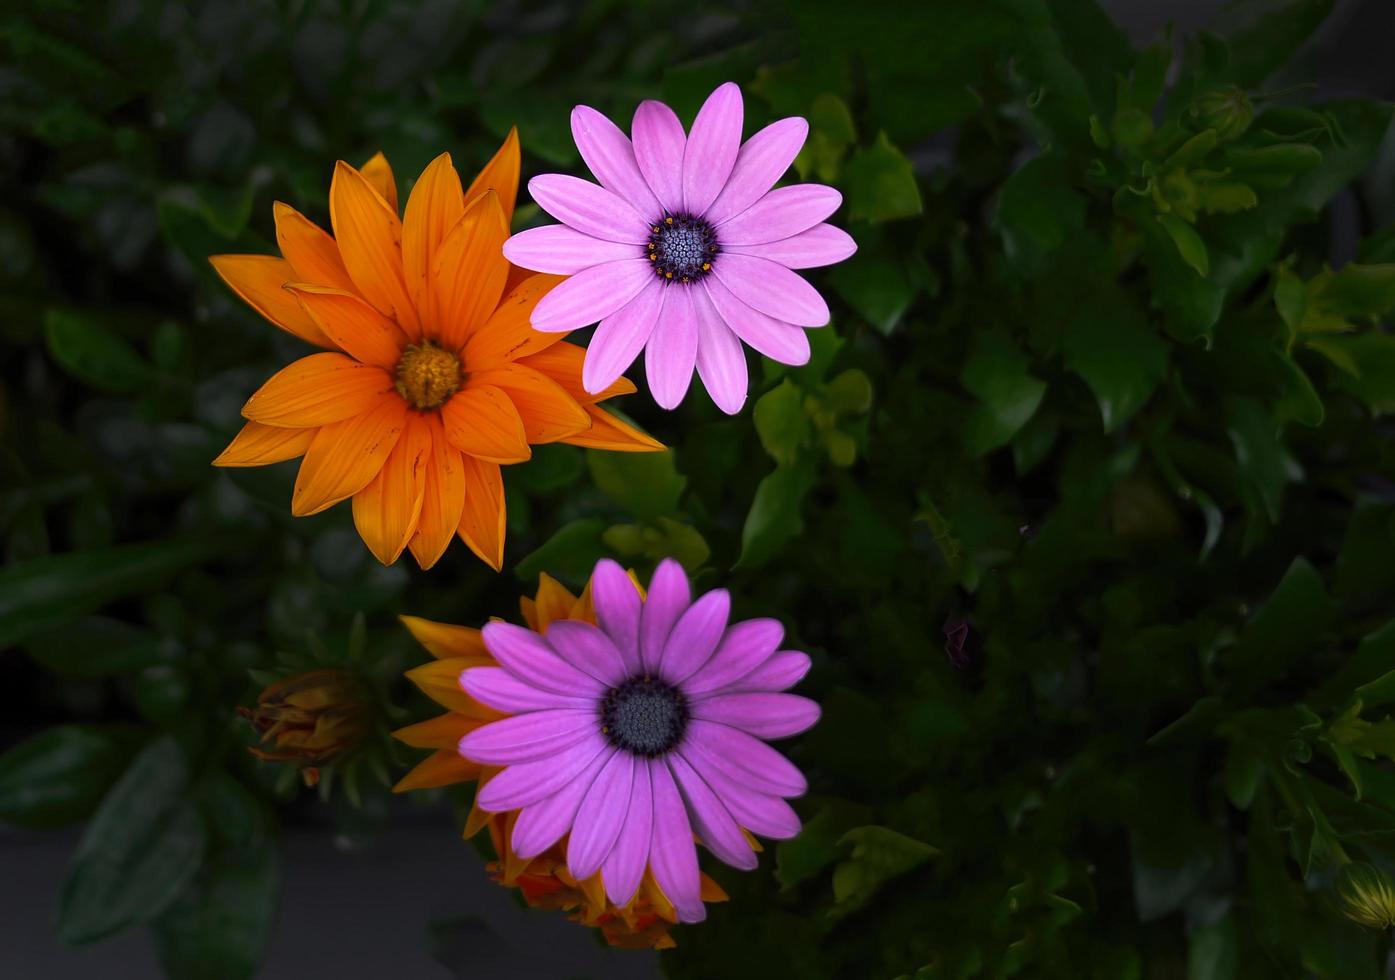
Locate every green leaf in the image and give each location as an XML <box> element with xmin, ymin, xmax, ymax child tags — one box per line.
<box><xmin>737</xmin><ymin>459</ymin><xmax>815</xmax><ymax>570</ymax></box>
<box><xmin>1319</xmin><ymin>263</ymin><xmax>1395</xmax><ymax>318</ymax></box>
<box><xmin>1188</xmin><ymin>911</ymin><xmax>1238</xmax><ymax>980</ymax></box>
<box><xmin>1219</xmin><ymin>0</ymin><xmax>1338</xmax><ymax>87</ymax></box>
<box><xmin>1270</xmin><ymin>352</ymin><xmax>1324</xmax><ymax>427</ymax></box>
<box><xmin>961</xmin><ymin>330</ymin><xmax>1046</xmax><ymax>455</ymax></box>
<box><xmin>994</xmin><ymin>155</ymin><xmax>1087</xmax><ymax>274</ymax></box>
<box><xmin>829</xmin><ymin>826</ymin><xmax>938</xmax><ymax>920</ymax></box>
<box><xmin>514</xmin><ymin>518</ymin><xmax>608</xmax><ymax>585</ymax></box>
<box><xmin>753</xmin><ymin>379</ymin><xmax>811</xmax><ymax>466</ymax></box>
<box><xmin>22</xmin><ymin>615</ymin><xmax>171</xmax><ymax>676</ymax></box>
<box><xmin>0</xmin><ymin>725</ymin><xmax>130</xmax><ymax>829</ymax></box>
<box><xmin>798</xmin><ymin>92</ymin><xmax>858</xmax><ymax>182</ymax></box>
<box><xmin>1158</xmin><ymin>213</ymin><xmax>1210</xmax><ymax>277</ymax></box>
<box><xmin>602</xmin><ymin>517</ymin><xmax>710</xmax><ymax>572</ymax></box>
<box><xmin>829</xmin><ymin>244</ymin><xmax>917</xmax><ymax>335</ymax></box>
<box><xmin>775</xmin><ymin>798</ymin><xmax>873</xmax><ymax>892</ymax></box>
<box><xmin>57</xmin><ymin>737</ymin><xmax>208</xmax><ymax>944</ymax></box>
<box><xmin>45</xmin><ymin>309</ymin><xmax>151</xmax><ymax>394</ymax></box>
<box><xmin>155</xmin><ymin>840</ymin><xmax>280</xmax><ymax>980</ymax></box>
<box><xmin>1228</xmin><ymin>557</ymin><xmax>1336</xmax><ymax>692</ymax></box>
<box><xmin>1062</xmin><ymin>289</ymin><xmax>1169</xmax><ymax>432</ymax></box>
<box><xmin>843</xmin><ymin>132</ymin><xmax>923</xmax><ymax>223</ymax></box>
<box><xmin>586</xmin><ymin>450</ymin><xmax>685</xmax><ymax>521</ymax></box>
<box><xmin>1225</xmin><ymin>396</ymin><xmax>1298</xmax><ymax>524</ymax></box>
<box><xmin>1322</xmin><ymin>333</ymin><xmax>1395</xmax><ymax>414</ymax></box>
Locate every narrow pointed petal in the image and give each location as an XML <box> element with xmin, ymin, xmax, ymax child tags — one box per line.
<box><xmin>572</xmin><ymin>105</ymin><xmax>663</xmax><ymax>218</ymax></box>
<box><xmin>273</xmin><ymin>202</ymin><xmax>357</xmax><ymax>293</ymax></box>
<box><xmin>683</xmin><ymin>720</ymin><xmax>807</xmax><ymax>797</ymax></box>
<box><xmin>351</xmin><ymin>414</ymin><xmax>430</xmax><ymax>564</ymax></box>
<box><xmin>639</xmin><ymin>559</ymin><xmax>691</xmax><ymax>675</ymax></box>
<box><xmin>402</xmin><ymin>152</ymin><xmax>465</xmax><ymax>315</ymax></box>
<box><xmin>658</xmin><ymin>588</ymin><xmax>729</xmax><ymax>685</ymax></box>
<box><xmin>477</xmin><ymin>735</ymin><xmax>607</xmax><ymax>811</ymax></box>
<box><xmin>583</xmin><ymin>280</ymin><xmax>664</xmax><ymax>395</ymax></box>
<box><xmin>241</xmin><ymin>352</ymin><xmax>393</xmax><ymax>428</ymax></box>
<box><xmin>456</xmin><ymin>454</ymin><xmax>505</xmax><ymax>570</ymax></box>
<box><xmin>682</xmin><ymin>82</ymin><xmax>743</xmax><ymax>216</ymax></box>
<box><xmin>466</xmin><ymin>273</ymin><xmax>568</xmax><ymax>367</ymax></box>
<box><xmin>527</xmin><ymin>175</ymin><xmax>650</xmax><ymax>245</ymax></box>
<box><xmin>481</xmin><ymin>620</ymin><xmax>605</xmax><ymax>697</ymax></box>
<box><xmin>407</xmin><ymin>414</ymin><xmax>467</xmax><ymax>570</ymax></box>
<box><xmin>683</xmin><ymin>619</ymin><xmax>785</xmax><ymax>694</ymax></box>
<box><xmin>458</xmin><ymin>709</ymin><xmax>597</xmax><ymax>766</ymax></box>
<box><xmin>645</xmin><ymin>286</ymin><xmax>698</xmax><ymax>409</ymax></box>
<box><xmin>511</xmin><ymin>746</ymin><xmax>615</xmax><ymax>859</ymax></box>
<box><xmin>712</xmin><ymin>252</ymin><xmax>829</xmax><ymax>327</ymax></box>
<box><xmin>209</xmin><ymin>254</ymin><xmax>335</xmax><ymax>348</ymax></box>
<box><xmin>530</xmin><ymin>259</ymin><xmax>654</xmax><ymax>333</ymax></box>
<box><xmin>590</xmin><ymin>558</ymin><xmax>642</xmax><ymax>674</ymax></box>
<box><xmin>668</xmin><ymin>754</ymin><xmax>757</xmax><ymax>869</ymax></box>
<box><xmin>288</xmin><ymin>284</ymin><xmax>407</xmax><ymax>370</ymax></box>
<box><xmin>392</xmin><ymin>749</ymin><xmax>480</xmax><ymax>793</ymax></box>
<box><xmin>691</xmin><ymin>692</ymin><xmax>820</xmax><ymax>739</ymax></box>
<box><xmin>405</xmin><ymin>660</ymin><xmax>498</xmax><ymax>717</ymax></box>
<box><xmin>359</xmin><ymin>151</ymin><xmax>399</xmax><ymax>213</ymax></box>
<box><xmin>704</xmin><ymin>117</ymin><xmax>809</xmax><ymax>225</ymax></box>
<box><xmin>715</xmin><ymin>650</ymin><xmax>812</xmax><ymax>693</ymax></box>
<box><xmin>503</xmin><ymin>224</ymin><xmax>643</xmax><ymax>275</ymax></box>
<box><xmin>544</xmin><ymin>620</ymin><xmax>627</xmax><ymax>686</ymax></box>
<box><xmin>567</xmin><ymin>752</ymin><xmax>636</xmax><ymax>880</ymax></box>
<box><xmin>291</xmin><ymin>393</ymin><xmax>407</xmax><ymax>516</ymax></box>
<box><xmin>440</xmin><ymin>385</ymin><xmax>531</xmax><ymax>464</ymax></box>
<box><xmin>523</xmin><ymin>341</ymin><xmax>635</xmax><ymax>403</ymax></box>
<box><xmin>460</xmin><ymin>666</ymin><xmax>593</xmax><ymax>714</ymax></box>
<box><xmin>213</xmin><ymin>421</ymin><xmax>315</xmax><ymax>467</ymax></box>
<box><xmin>730</xmin><ymin>223</ymin><xmax>857</xmax><ymax>269</ymax></box>
<box><xmin>463</xmin><ymin>127</ymin><xmax>521</xmax><ymax>224</ymax></box>
<box><xmin>399</xmin><ymin>615</ymin><xmax>488</xmax><ymax>660</ymax></box>
<box><xmin>392</xmin><ymin>712</ymin><xmax>480</xmax><ymax>750</ymax></box>
<box><xmin>648</xmin><ymin>759</ymin><xmax>705</xmax><ymax>923</ymax></box>
<box><xmin>429</xmin><ymin>190</ymin><xmax>510</xmax><ymax>351</ymax></box>
<box><xmin>602</xmin><ymin>759</ymin><xmax>653</xmax><ymax>907</ymax></box>
<box><xmin>717</xmin><ymin>185</ymin><xmax>842</xmax><ymax>245</ymax></box>
<box><xmin>703</xmin><ymin>276</ymin><xmax>811</xmax><ymax>365</ymax></box>
<box><xmin>691</xmin><ymin>284</ymin><xmax>748</xmax><ymax>415</ymax></box>
<box><xmin>563</xmin><ymin>405</ymin><xmax>664</xmax><ymax>453</ymax></box>
<box><xmin>468</xmin><ymin>363</ymin><xmax>589</xmax><ymax>443</ymax></box>
<box><xmin>680</xmin><ymin>746</ymin><xmax>803</xmax><ymax>838</ymax></box>
<box><xmin>632</xmin><ymin>100</ymin><xmax>687</xmax><ymax>215</ymax></box>
<box><xmin>329</xmin><ymin>161</ymin><xmax>420</xmax><ymax>338</ymax></box>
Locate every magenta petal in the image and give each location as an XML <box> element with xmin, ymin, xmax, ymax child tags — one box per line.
<box><xmin>683</xmin><ymin>719</ymin><xmax>807</xmax><ymax>797</ymax></box>
<box><xmin>639</xmin><ymin>558</ymin><xmax>691</xmax><ymax>675</ymax></box>
<box><xmin>531</xmin><ymin>259</ymin><xmax>653</xmax><ymax>333</ymax></box>
<box><xmin>566</xmin><ymin>751</ymin><xmax>635</xmax><ymax>879</ymax></box>
<box><xmin>460</xmin><ymin>666</ymin><xmax>595</xmax><ymax>714</ymax></box>
<box><xmin>691</xmin><ymin>692</ymin><xmax>820</xmax><ymax>740</ymax></box>
<box><xmin>723</xmin><ymin>650</ymin><xmax>813</xmax><ymax>693</ymax></box>
<box><xmin>682</xmin><ymin>82</ymin><xmax>743</xmax><ymax>216</ymax></box>
<box><xmin>632</xmin><ymin>100</ymin><xmax>686</xmax><ymax>215</ymax></box>
<box><xmin>683</xmin><ymin>619</ymin><xmax>785</xmax><ymax>695</ymax></box>
<box><xmin>667</xmin><ymin>754</ymin><xmax>757</xmax><ymax>870</ymax></box>
<box><xmin>511</xmin><ymin>747</ymin><xmax>615</xmax><ymax>859</ymax></box>
<box><xmin>704</xmin><ymin>276</ymin><xmax>811</xmax><ymax>365</ymax></box>
<box><xmin>712</xmin><ymin>252</ymin><xmax>830</xmax><ymax>327</ymax></box>
<box><xmin>481</xmin><ymin>621</ymin><xmax>605</xmax><ymax>697</ymax></box>
<box><xmin>458</xmin><ymin>709</ymin><xmax>596</xmax><ymax>766</ymax></box>
<box><xmin>477</xmin><ymin>734</ymin><xmax>608</xmax><ymax>811</ymax></box>
<box><xmin>645</xmin><ymin>287</ymin><xmax>698</xmax><ymax>410</ymax></box>
<box><xmin>730</xmin><ymin>224</ymin><xmax>857</xmax><ymax>269</ymax></box>
<box><xmin>681</xmin><ymin>746</ymin><xmax>803</xmax><ymax>838</ymax></box>
<box><xmin>502</xmin><ymin>225</ymin><xmax>642</xmax><ymax>275</ymax></box>
<box><xmin>545</xmin><ymin>620</ymin><xmax>627</xmax><ymax>687</ymax></box>
<box><xmin>601</xmin><ymin>758</ymin><xmax>653</xmax><ymax>906</ymax></box>
<box><xmin>659</xmin><ymin>588</ymin><xmax>729</xmax><ymax>685</ymax></box>
<box><xmin>691</xmin><ymin>285</ymin><xmax>748</xmax><ymax>415</ymax></box>
<box><xmin>648</xmin><ymin>758</ymin><xmax>705</xmax><ymax>923</ymax></box>
<box><xmin>590</xmin><ymin>558</ymin><xmax>642</xmax><ymax>674</ymax></box>
<box><xmin>703</xmin><ymin>117</ymin><xmax>808</xmax><ymax>226</ymax></box>
<box><xmin>717</xmin><ymin>185</ymin><xmax>842</xmax><ymax>246</ymax></box>
<box><xmin>582</xmin><ymin>279</ymin><xmax>664</xmax><ymax>394</ymax></box>
<box><xmin>571</xmin><ymin>104</ymin><xmax>663</xmax><ymax>218</ymax></box>
<box><xmin>527</xmin><ymin>174</ymin><xmax>649</xmax><ymax>244</ymax></box>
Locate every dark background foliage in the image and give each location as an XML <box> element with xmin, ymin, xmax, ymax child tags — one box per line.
<box><xmin>4</xmin><ymin>0</ymin><xmax>1395</xmax><ymax>977</ymax></box>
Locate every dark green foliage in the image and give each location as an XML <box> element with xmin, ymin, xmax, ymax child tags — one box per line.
<box><xmin>3</xmin><ymin>1</ymin><xmax>1395</xmax><ymax>978</ymax></box>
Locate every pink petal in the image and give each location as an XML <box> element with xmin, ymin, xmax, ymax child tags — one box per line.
<box><xmin>722</xmin><ymin>650</ymin><xmax>813</xmax><ymax>693</ymax></box>
<box><xmin>511</xmin><ymin>746</ymin><xmax>615</xmax><ymax>859</ymax></box>
<box><xmin>681</xmin><ymin>744</ymin><xmax>803</xmax><ymax>838</ymax></box>
<box><xmin>639</xmin><ymin>558</ymin><xmax>690</xmax><ymax>676</ymax></box>
<box><xmin>581</xmin><ymin>279</ymin><xmax>664</xmax><ymax>394</ymax></box>
<box><xmin>571</xmin><ymin>104</ymin><xmax>662</xmax><ymax>218</ymax></box>
<box><xmin>566</xmin><ymin>751</ymin><xmax>635</xmax><ymax>879</ymax></box>
<box><xmin>667</xmin><ymin>754</ymin><xmax>757</xmax><ymax>870</ymax></box>
<box><xmin>644</xmin><ymin>286</ymin><xmax>698</xmax><ymax>410</ymax></box>
<box><xmin>481</xmin><ymin>621</ymin><xmax>606</xmax><ymax>697</ymax></box>
<box><xmin>632</xmin><ymin>100</ymin><xmax>686</xmax><ymax>215</ymax></box>
<box><xmin>590</xmin><ymin>558</ymin><xmax>643</xmax><ymax>674</ymax></box>
<box><xmin>527</xmin><ymin>174</ymin><xmax>650</xmax><ymax>244</ymax></box>
<box><xmin>458</xmin><ymin>709</ymin><xmax>597</xmax><ymax>766</ymax></box>
<box><xmin>477</xmin><ymin>734</ymin><xmax>609</xmax><ymax>811</ymax></box>
<box><xmin>682</xmin><ymin>82</ymin><xmax>743</xmax><ymax>217</ymax></box>
<box><xmin>648</xmin><ymin>758</ymin><xmax>705</xmax><ymax>923</ymax></box>
<box><xmin>460</xmin><ymin>666</ymin><xmax>596</xmax><ymax>714</ymax></box>
<box><xmin>545</xmin><ymin>620</ymin><xmax>628</xmax><ymax>687</ymax></box>
<box><xmin>712</xmin><ymin>252</ymin><xmax>830</xmax><ymax>327</ymax></box>
<box><xmin>704</xmin><ymin>275</ymin><xmax>812</xmax><ymax>365</ymax></box>
<box><xmin>531</xmin><ymin>259</ymin><xmax>654</xmax><ymax>333</ymax></box>
<box><xmin>691</xmin><ymin>692</ymin><xmax>820</xmax><ymax>740</ymax></box>
<box><xmin>692</xmin><ymin>284</ymin><xmax>748</xmax><ymax>415</ymax></box>
<box><xmin>658</xmin><ymin>588</ymin><xmax>730</xmax><ymax>686</ymax></box>
<box><xmin>601</xmin><ymin>758</ymin><xmax>653</xmax><ymax>906</ymax></box>
<box><xmin>730</xmin><ymin>223</ymin><xmax>857</xmax><ymax>269</ymax></box>
<box><xmin>683</xmin><ymin>619</ymin><xmax>785</xmax><ymax>695</ymax></box>
<box><xmin>683</xmin><ymin>719</ymin><xmax>807</xmax><ymax>797</ymax></box>
<box><xmin>502</xmin><ymin>225</ymin><xmax>643</xmax><ymax>275</ymax></box>
<box><xmin>703</xmin><ymin>117</ymin><xmax>809</xmax><ymax>225</ymax></box>
<box><xmin>717</xmin><ymin>185</ymin><xmax>842</xmax><ymax>246</ymax></box>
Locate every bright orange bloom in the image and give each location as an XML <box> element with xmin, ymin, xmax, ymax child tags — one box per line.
<box><xmin>211</xmin><ymin>136</ymin><xmax>662</xmax><ymax>570</ymax></box>
<box><xmin>392</xmin><ymin>572</ymin><xmax>735</xmax><ymax>949</ymax></box>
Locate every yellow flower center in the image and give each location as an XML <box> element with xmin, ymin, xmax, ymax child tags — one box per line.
<box><xmin>395</xmin><ymin>342</ymin><xmax>462</xmax><ymax>411</ymax></box>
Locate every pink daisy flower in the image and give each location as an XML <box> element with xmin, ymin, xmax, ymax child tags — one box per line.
<box><xmin>501</xmin><ymin>82</ymin><xmax>857</xmax><ymax>414</ymax></box>
<box><xmin>457</xmin><ymin>558</ymin><xmax>820</xmax><ymax>923</ymax></box>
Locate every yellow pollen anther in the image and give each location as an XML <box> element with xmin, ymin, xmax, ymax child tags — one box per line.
<box><xmin>702</xmin><ymin>262</ymin><xmax>711</xmax><ymax>271</ymax></box>
<box><xmin>649</xmin><ymin>254</ymin><xmax>657</xmax><ymax>261</ymax></box>
<box><xmin>651</xmin><ymin>225</ymin><xmax>660</xmax><ymax>233</ymax></box>
<box><xmin>665</xmin><ymin>271</ymin><xmax>673</xmax><ymax>279</ymax></box>
<box><xmin>665</xmin><ymin>216</ymin><xmax>674</xmax><ymax>224</ymax></box>
<box><xmin>395</xmin><ymin>341</ymin><xmax>462</xmax><ymax>411</ymax></box>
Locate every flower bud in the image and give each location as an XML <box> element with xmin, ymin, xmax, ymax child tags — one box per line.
<box><xmin>239</xmin><ymin>668</ymin><xmax>369</xmax><ymax>786</ymax></box>
<box><xmin>1338</xmin><ymin>862</ymin><xmax>1395</xmax><ymax>930</ymax></box>
<box><xmin>1188</xmin><ymin>85</ymin><xmax>1252</xmax><ymax>141</ymax></box>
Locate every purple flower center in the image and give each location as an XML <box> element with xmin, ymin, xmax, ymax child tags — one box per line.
<box><xmin>600</xmin><ymin>675</ymin><xmax>689</xmax><ymax>757</ymax></box>
<box><xmin>647</xmin><ymin>213</ymin><xmax>719</xmax><ymax>284</ymax></box>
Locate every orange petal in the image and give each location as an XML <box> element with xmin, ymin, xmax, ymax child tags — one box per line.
<box><xmin>463</xmin><ymin>772</ymin><xmax>501</xmax><ymax>838</ymax></box>
<box><xmin>291</xmin><ymin>392</ymin><xmax>407</xmax><ymax>516</ymax></box>
<box><xmin>463</xmin><ymin>273</ymin><xmax>568</xmax><ymax>368</ymax></box>
<box><xmin>288</xmin><ymin>283</ymin><xmax>407</xmax><ymax>370</ymax></box>
<box><xmin>464</xmin><ymin>127</ymin><xmax>520</xmax><ymax>225</ymax></box>
<box><xmin>533</xmin><ymin>574</ymin><xmax>579</xmax><ymax>631</ymax></box>
<box><xmin>440</xmin><ymin>384</ymin><xmax>531</xmax><ymax>464</ymax></box>
<box><xmin>241</xmin><ymin>352</ymin><xmax>393</xmax><ymax>427</ymax></box>
<box><xmin>468</xmin><ymin>363</ymin><xmax>589</xmax><ymax>444</ymax></box>
<box><xmin>213</xmin><ymin>420</ymin><xmax>315</xmax><ymax>467</ymax></box>
<box><xmin>329</xmin><ymin>161</ymin><xmax>420</xmax><ymax>339</ymax></box>
<box><xmin>404</xmin><ymin>658</ymin><xmax>500</xmax><ymax>716</ymax></box>
<box><xmin>351</xmin><ymin>414</ymin><xmax>430</xmax><ymax>564</ymax></box>
<box><xmin>209</xmin><ymin>254</ymin><xmax>335</xmax><ymax>349</ymax></box>
<box><xmin>429</xmin><ymin>190</ymin><xmax>510</xmax><ymax>352</ymax></box>
<box><xmin>273</xmin><ymin>202</ymin><xmax>357</xmax><ymax>292</ymax></box>
<box><xmin>457</xmin><ymin>454</ymin><xmax>506</xmax><ymax>571</ymax></box>
<box><xmin>392</xmin><ymin>712</ymin><xmax>482</xmax><ymax>749</ymax></box>
<box><xmin>402</xmin><ymin>152</ymin><xmax>465</xmax><ymax>320</ymax></box>
<box><xmin>359</xmin><ymin>151</ymin><xmax>399</xmax><ymax>214</ymax></box>
<box><xmin>565</xmin><ymin>405</ymin><xmax>663</xmax><ymax>453</ymax></box>
<box><xmin>408</xmin><ymin>413</ymin><xmax>468</xmax><ymax>569</ymax></box>
<box><xmin>399</xmin><ymin>614</ymin><xmax>489</xmax><ymax>660</ymax></box>
<box><xmin>393</xmin><ymin>749</ymin><xmax>479</xmax><ymax>792</ymax></box>
<box><xmin>516</xmin><ymin>341</ymin><xmax>637</xmax><ymax>403</ymax></box>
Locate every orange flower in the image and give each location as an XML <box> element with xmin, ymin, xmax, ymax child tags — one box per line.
<box><xmin>211</xmin><ymin>136</ymin><xmax>662</xmax><ymax>570</ymax></box>
<box><xmin>392</xmin><ymin>572</ymin><xmax>734</xmax><ymax>949</ymax></box>
<box><xmin>238</xmin><ymin>668</ymin><xmax>369</xmax><ymax>787</ymax></box>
